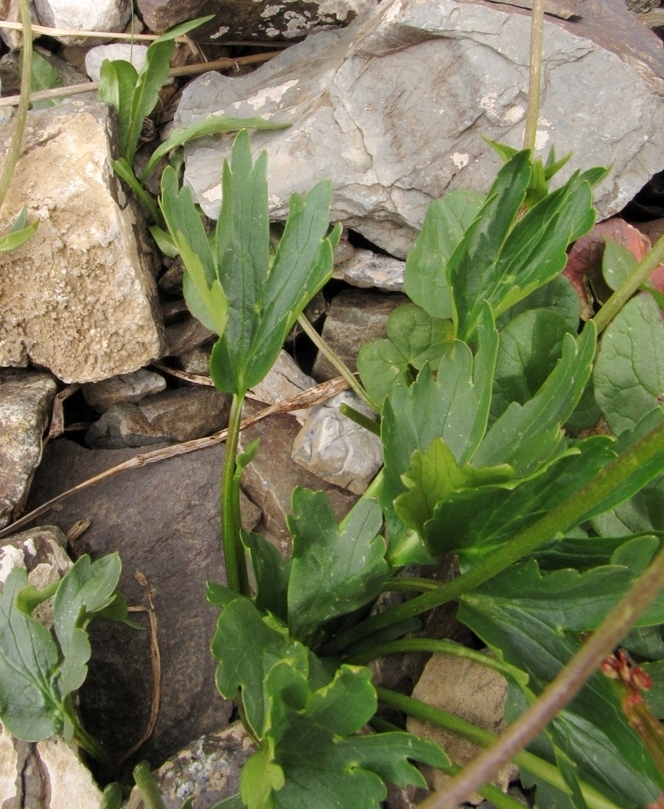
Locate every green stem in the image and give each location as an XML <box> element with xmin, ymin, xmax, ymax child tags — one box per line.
<box><xmin>523</xmin><ymin>0</ymin><xmax>545</xmax><ymax>153</ymax></box>
<box><xmin>377</xmin><ymin>689</ymin><xmax>622</xmax><ymax>809</ymax></box>
<box><xmin>592</xmin><ymin>233</ymin><xmax>664</xmax><ymax>334</ymax></box>
<box><xmin>321</xmin><ymin>418</ymin><xmax>664</xmax><ymax>655</ymax></box>
<box><xmin>100</xmin><ymin>783</ymin><xmax>124</xmax><ymax>809</ymax></box>
<box><xmin>348</xmin><ymin>638</ymin><xmax>520</xmax><ymax>683</ymax></box>
<box><xmin>67</xmin><ymin>705</ymin><xmax>113</xmax><ymax>779</ymax></box>
<box><xmin>0</xmin><ymin>0</ymin><xmax>32</xmax><ymax>215</ymax></box>
<box><xmin>420</xmin><ymin>540</ymin><xmax>664</xmax><ymax>809</ymax></box>
<box><xmin>221</xmin><ymin>392</ymin><xmax>250</xmax><ymax>595</ymax></box>
<box><xmin>296</xmin><ymin>313</ymin><xmax>378</xmax><ymax>412</ymax></box>
<box><xmin>133</xmin><ymin>761</ymin><xmax>167</xmax><ymax>809</ymax></box>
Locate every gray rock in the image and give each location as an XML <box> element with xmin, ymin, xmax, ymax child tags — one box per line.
<box><xmin>34</xmin><ymin>0</ymin><xmax>131</xmax><ymax>43</ymax></box>
<box><xmin>125</xmin><ymin>722</ymin><xmax>254</xmax><ymax>809</ymax></box>
<box><xmin>136</xmin><ymin>0</ymin><xmax>376</xmax><ymax>39</ymax></box>
<box><xmin>250</xmin><ymin>349</ymin><xmax>317</xmax><ymax>424</ymax></box>
<box><xmin>238</xmin><ymin>403</ymin><xmax>356</xmax><ymax>551</ymax></box>
<box><xmin>165</xmin><ymin>315</ymin><xmax>215</xmax><ymax>357</ymax></box>
<box><xmin>292</xmin><ymin>391</ymin><xmax>382</xmax><ymax>494</ymax></box>
<box><xmin>334</xmin><ymin>248</ymin><xmax>405</xmax><ymax>292</ymax></box>
<box><xmin>138</xmin><ymin>386</ymin><xmax>232</xmax><ymax>442</ymax></box>
<box><xmin>82</xmin><ymin>369</ymin><xmax>167</xmax><ymax>413</ymax></box>
<box><xmin>0</xmin><ymin>372</ymin><xmax>57</xmax><ymax>528</ymax></box>
<box><xmin>26</xmin><ymin>438</ymin><xmax>261</xmax><ymax>768</ymax></box>
<box><xmin>0</xmin><ymin>99</ymin><xmax>166</xmax><ymax>383</ymax></box>
<box><xmin>84</xmin><ymin>43</ymin><xmax>149</xmax><ymax>81</ymax></box>
<box><xmin>176</xmin><ymin>0</ymin><xmax>664</xmax><ymax>258</ymax></box>
<box><xmin>311</xmin><ymin>289</ymin><xmax>407</xmax><ymax>380</ymax></box>
<box><xmin>177</xmin><ymin>345</ymin><xmax>212</xmax><ymax>376</ymax></box>
<box><xmin>407</xmin><ymin>654</ymin><xmax>519</xmax><ymax>803</ymax></box>
<box><xmin>85</xmin><ymin>402</ymin><xmax>172</xmax><ymax>448</ymax></box>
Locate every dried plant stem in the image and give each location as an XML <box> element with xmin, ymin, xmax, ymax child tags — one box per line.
<box><xmin>0</xmin><ymin>52</ymin><xmax>280</xmax><ymax>108</ymax></box>
<box><xmin>523</xmin><ymin>0</ymin><xmax>545</xmax><ymax>153</ymax></box>
<box><xmin>419</xmin><ymin>542</ymin><xmax>664</xmax><ymax>809</ymax></box>
<box><xmin>0</xmin><ymin>0</ymin><xmax>32</xmax><ymax>214</ymax></box>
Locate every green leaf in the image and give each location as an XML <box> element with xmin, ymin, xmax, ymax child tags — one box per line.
<box><xmin>410</xmin><ymin>436</ymin><xmax>616</xmax><ymax>567</ymax></box>
<box><xmin>286</xmin><ymin>490</ymin><xmax>388</xmax><ymax>642</ymax></box>
<box><xmin>448</xmin><ymin>150</ymin><xmax>532</xmax><ymax>339</ymax></box>
<box><xmin>98</xmin><ymin>58</ymin><xmax>139</xmax><ymax>156</ymax></box>
<box><xmin>143</xmin><ymin>115</ymin><xmax>291</xmax><ymax>177</ymax></box>
<box><xmin>403</xmin><ymin>190</ymin><xmax>484</xmax><ymax>319</ymax></box>
<box><xmin>28</xmin><ymin>51</ymin><xmax>64</xmax><ymax>109</ymax></box>
<box><xmin>211</xmin><ymin>598</ymin><xmax>308</xmax><ymax>737</ymax></box>
<box><xmin>0</xmin><ymin>220</ymin><xmax>38</xmax><ymax>252</ymax></box>
<box><xmin>474</xmin><ymin>325</ymin><xmax>596</xmax><ymax>476</ymax></box>
<box><xmin>380</xmin><ymin>303</ymin><xmax>497</xmax><ymax>546</ymax></box>
<box><xmin>53</xmin><ymin>554</ymin><xmax>123</xmax><ymax>695</ymax></box>
<box><xmin>243</xmin><ymin>531</ymin><xmax>291</xmax><ymax>622</ymax></box>
<box><xmin>602</xmin><ymin>238</ymin><xmax>638</xmax><ymax>292</ymax></box>
<box><xmin>357</xmin><ymin>303</ymin><xmax>454</xmax><ymax>404</ymax></box>
<box><xmin>0</xmin><ymin>567</ymin><xmax>63</xmax><ymax>740</ymax></box>
<box><xmin>459</xmin><ymin>566</ymin><xmax>664</xmax><ymax>807</ymax></box>
<box><xmin>594</xmin><ymin>292</ymin><xmax>664</xmax><ymax>436</ymax></box>
<box><xmin>174</xmin><ymin>228</ymin><xmax>228</xmax><ymax>336</ymax></box>
<box><xmin>241</xmin><ymin>742</ymin><xmax>284</xmax><ymax>809</ymax></box>
<box><xmin>496</xmin><ymin>273</ymin><xmax>580</xmax><ymax>332</ymax></box>
<box><xmin>490</xmin><ymin>308</ymin><xmax>576</xmax><ymax>423</ymax></box>
<box><xmin>112</xmin><ymin>158</ymin><xmax>161</xmax><ymax>224</ymax></box>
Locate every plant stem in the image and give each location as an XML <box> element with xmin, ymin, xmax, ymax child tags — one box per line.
<box><xmin>68</xmin><ymin>707</ymin><xmax>113</xmax><ymax>778</ymax></box>
<box><xmin>523</xmin><ymin>0</ymin><xmax>545</xmax><ymax>153</ymax></box>
<box><xmin>0</xmin><ymin>0</ymin><xmax>32</xmax><ymax>215</ymax></box>
<box><xmin>133</xmin><ymin>761</ymin><xmax>167</xmax><ymax>809</ymax></box>
<box><xmin>321</xmin><ymin>418</ymin><xmax>664</xmax><ymax>655</ymax></box>
<box><xmin>221</xmin><ymin>392</ymin><xmax>250</xmax><ymax>595</ymax></box>
<box><xmin>592</xmin><ymin>233</ymin><xmax>664</xmax><ymax>334</ymax></box>
<box><xmin>100</xmin><ymin>784</ymin><xmax>124</xmax><ymax>809</ymax></box>
<box><xmin>348</xmin><ymin>638</ymin><xmax>521</xmax><ymax>682</ymax></box>
<box><xmin>377</xmin><ymin>689</ymin><xmax>622</xmax><ymax>809</ymax></box>
<box><xmin>419</xmin><ymin>540</ymin><xmax>664</xmax><ymax>809</ymax></box>
<box><xmin>296</xmin><ymin>313</ymin><xmax>378</xmax><ymax>412</ymax></box>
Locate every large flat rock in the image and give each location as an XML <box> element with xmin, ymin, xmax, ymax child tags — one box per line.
<box><xmin>176</xmin><ymin>0</ymin><xmax>664</xmax><ymax>258</ymax></box>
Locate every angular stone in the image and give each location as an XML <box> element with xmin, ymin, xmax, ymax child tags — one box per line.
<box><xmin>85</xmin><ymin>402</ymin><xmax>172</xmax><ymax>448</ymax></box>
<box><xmin>0</xmin><ymin>99</ymin><xmax>166</xmax><ymax>383</ymax></box>
<box><xmin>176</xmin><ymin>345</ymin><xmax>212</xmax><ymax>376</ymax></box>
<box><xmin>136</xmin><ymin>0</ymin><xmax>374</xmax><ymax>39</ymax></box>
<box><xmin>125</xmin><ymin>722</ymin><xmax>255</xmax><ymax>809</ymax></box>
<box><xmin>82</xmin><ymin>369</ymin><xmax>167</xmax><ymax>413</ymax></box>
<box><xmin>84</xmin><ymin>43</ymin><xmax>149</xmax><ymax>81</ymax></box>
<box><xmin>176</xmin><ymin>0</ymin><xmax>664</xmax><ymax>258</ymax></box>
<box><xmin>250</xmin><ymin>349</ymin><xmax>316</xmax><ymax>424</ymax></box>
<box><xmin>27</xmin><ymin>438</ymin><xmax>261</xmax><ymax>767</ymax></box>
<box><xmin>407</xmin><ymin>654</ymin><xmax>519</xmax><ymax>803</ymax></box>
<box><xmin>34</xmin><ymin>0</ymin><xmax>131</xmax><ymax>43</ymax></box>
<box><xmin>238</xmin><ymin>403</ymin><xmax>356</xmax><ymax>551</ymax></box>
<box><xmin>311</xmin><ymin>289</ymin><xmax>407</xmax><ymax>380</ymax></box>
<box><xmin>165</xmin><ymin>315</ymin><xmax>215</xmax><ymax>357</ymax></box>
<box><xmin>138</xmin><ymin>386</ymin><xmax>232</xmax><ymax>442</ymax></box>
<box><xmin>0</xmin><ymin>372</ymin><xmax>57</xmax><ymax>528</ymax></box>
<box><xmin>334</xmin><ymin>248</ymin><xmax>405</xmax><ymax>292</ymax></box>
<box><xmin>292</xmin><ymin>392</ymin><xmax>382</xmax><ymax>494</ymax></box>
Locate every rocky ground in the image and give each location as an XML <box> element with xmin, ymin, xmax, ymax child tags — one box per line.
<box><xmin>1</xmin><ymin>0</ymin><xmax>664</xmax><ymax>806</ymax></box>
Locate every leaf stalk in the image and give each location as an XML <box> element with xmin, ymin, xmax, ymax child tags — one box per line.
<box><xmin>221</xmin><ymin>392</ymin><xmax>250</xmax><ymax>595</ymax></box>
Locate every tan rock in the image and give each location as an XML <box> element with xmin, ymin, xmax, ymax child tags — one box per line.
<box><xmin>407</xmin><ymin>653</ymin><xmax>519</xmax><ymax>803</ymax></box>
<box><xmin>0</xmin><ymin>99</ymin><xmax>166</xmax><ymax>383</ymax></box>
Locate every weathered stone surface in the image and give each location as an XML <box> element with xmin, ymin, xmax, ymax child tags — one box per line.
<box><xmin>85</xmin><ymin>402</ymin><xmax>172</xmax><ymax>448</ymax></box>
<box><xmin>125</xmin><ymin>722</ymin><xmax>254</xmax><ymax>809</ymax></box>
<box><xmin>0</xmin><ymin>99</ymin><xmax>166</xmax><ymax>383</ymax></box>
<box><xmin>136</xmin><ymin>0</ymin><xmax>375</xmax><ymax>39</ymax></box>
<box><xmin>84</xmin><ymin>43</ymin><xmax>149</xmax><ymax>81</ymax></box>
<box><xmin>82</xmin><ymin>369</ymin><xmax>167</xmax><ymax>413</ymax></box>
<box><xmin>0</xmin><ymin>372</ymin><xmax>57</xmax><ymax>528</ymax></box>
<box><xmin>35</xmin><ymin>0</ymin><xmax>131</xmax><ymax>43</ymax></box>
<box><xmin>176</xmin><ymin>345</ymin><xmax>212</xmax><ymax>376</ymax></box>
<box><xmin>177</xmin><ymin>0</ymin><xmax>664</xmax><ymax>258</ymax></box>
<box><xmin>334</xmin><ymin>248</ymin><xmax>406</xmax><ymax>291</ymax></box>
<box><xmin>407</xmin><ymin>654</ymin><xmax>519</xmax><ymax>802</ymax></box>
<box><xmin>27</xmin><ymin>438</ymin><xmax>261</xmax><ymax>768</ymax></box>
<box><xmin>311</xmin><ymin>289</ymin><xmax>407</xmax><ymax>380</ymax></box>
<box><xmin>138</xmin><ymin>386</ymin><xmax>232</xmax><ymax>441</ymax></box>
<box><xmin>250</xmin><ymin>349</ymin><xmax>317</xmax><ymax>424</ymax></box>
<box><xmin>165</xmin><ymin>315</ymin><xmax>215</xmax><ymax>357</ymax></box>
<box><xmin>292</xmin><ymin>392</ymin><xmax>382</xmax><ymax>494</ymax></box>
<box><xmin>238</xmin><ymin>403</ymin><xmax>356</xmax><ymax>552</ymax></box>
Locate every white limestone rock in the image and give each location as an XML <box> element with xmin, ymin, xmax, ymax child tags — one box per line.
<box><xmin>0</xmin><ymin>99</ymin><xmax>166</xmax><ymax>383</ymax></box>
<box><xmin>34</xmin><ymin>0</ymin><xmax>131</xmax><ymax>43</ymax></box>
